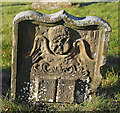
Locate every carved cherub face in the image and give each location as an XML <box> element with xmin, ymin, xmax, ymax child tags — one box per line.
<box><xmin>48</xmin><ymin>25</ymin><xmax>70</xmax><ymax>55</ymax></box>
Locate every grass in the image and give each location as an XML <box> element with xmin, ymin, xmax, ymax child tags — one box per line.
<box><xmin>1</xmin><ymin>2</ymin><xmax>120</xmax><ymax>112</ymax></box>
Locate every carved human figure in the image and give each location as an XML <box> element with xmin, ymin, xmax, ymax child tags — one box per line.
<box><xmin>48</xmin><ymin>25</ymin><xmax>71</xmax><ymax>55</ymax></box>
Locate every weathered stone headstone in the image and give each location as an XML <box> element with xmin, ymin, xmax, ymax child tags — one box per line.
<box><xmin>32</xmin><ymin>0</ymin><xmax>71</xmax><ymax>9</ymax></box>
<box><xmin>11</xmin><ymin>10</ymin><xmax>111</xmax><ymax>103</ymax></box>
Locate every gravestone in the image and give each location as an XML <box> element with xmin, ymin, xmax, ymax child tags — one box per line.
<box><xmin>11</xmin><ymin>10</ymin><xmax>111</xmax><ymax>103</ymax></box>
<box><xmin>32</xmin><ymin>0</ymin><xmax>71</xmax><ymax>9</ymax></box>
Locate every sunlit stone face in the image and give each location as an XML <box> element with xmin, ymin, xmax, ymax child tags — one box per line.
<box><xmin>48</xmin><ymin>25</ymin><xmax>70</xmax><ymax>55</ymax></box>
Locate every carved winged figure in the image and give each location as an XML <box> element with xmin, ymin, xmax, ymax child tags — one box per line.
<box><xmin>29</xmin><ymin>25</ymin><xmax>94</xmax><ymax>77</ymax></box>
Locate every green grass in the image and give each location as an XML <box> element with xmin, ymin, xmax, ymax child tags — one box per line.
<box><xmin>1</xmin><ymin>2</ymin><xmax>120</xmax><ymax>112</ymax></box>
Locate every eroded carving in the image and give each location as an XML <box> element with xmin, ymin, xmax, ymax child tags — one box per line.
<box><xmin>29</xmin><ymin>25</ymin><xmax>94</xmax><ymax>103</ymax></box>
<box><xmin>29</xmin><ymin>25</ymin><xmax>93</xmax><ymax>76</ymax></box>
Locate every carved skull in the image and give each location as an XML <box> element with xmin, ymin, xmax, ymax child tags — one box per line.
<box><xmin>48</xmin><ymin>25</ymin><xmax>70</xmax><ymax>55</ymax></box>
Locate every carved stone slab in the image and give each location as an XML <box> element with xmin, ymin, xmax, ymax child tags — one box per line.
<box><xmin>11</xmin><ymin>10</ymin><xmax>111</xmax><ymax>103</ymax></box>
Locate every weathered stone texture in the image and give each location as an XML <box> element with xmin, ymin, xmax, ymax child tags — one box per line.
<box><xmin>56</xmin><ymin>79</ymin><xmax>75</xmax><ymax>103</ymax></box>
<box><xmin>32</xmin><ymin>0</ymin><xmax>71</xmax><ymax>9</ymax></box>
<box><xmin>11</xmin><ymin>10</ymin><xmax>111</xmax><ymax>103</ymax></box>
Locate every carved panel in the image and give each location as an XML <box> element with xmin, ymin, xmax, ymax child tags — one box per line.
<box><xmin>11</xmin><ymin>10</ymin><xmax>111</xmax><ymax>103</ymax></box>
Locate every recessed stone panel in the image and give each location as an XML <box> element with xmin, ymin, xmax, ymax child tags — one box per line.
<box><xmin>38</xmin><ymin>78</ymin><xmax>56</xmax><ymax>102</ymax></box>
<box><xmin>56</xmin><ymin>79</ymin><xmax>75</xmax><ymax>103</ymax></box>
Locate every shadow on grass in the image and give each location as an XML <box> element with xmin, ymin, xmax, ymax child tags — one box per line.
<box><xmin>72</xmin><ymin>1</ymin><xmax>118</xmax><ymax>8</ymax></box>
<box><xmin>0</xmin><ymin>3</ymin><xmax>28</xmax><ymax>7</ymax></box>
<box><xmin>72</xmin><ymin>2</ymin><xmax>99</xmax><ymax>7</ymax></box>
<box><xmin>98</xmin><ymin>80</ymin><xmax>120</xmax><ymax>98</ymax></box>
<box><xmin>101</xmin><ymin>55</ymin><xmax>120</xmax><ymax>76</ymax></box>
<box><xmin>98</xmin><ymin>55</ymin><xmax>120</xmax><ymax>98</ymax></box>
<box><xmin>2</xmin><ymin>67</ymin><xmax>11</xmax><ymax>96</ymax></box>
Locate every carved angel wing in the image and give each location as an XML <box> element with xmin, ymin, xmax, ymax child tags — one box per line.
<box><xmin>75</xmin><ymin>39</ymin><xmax>94</xmax><ymax>62</ymax></box>
<box><xmin>29</xmin><ymin>35</ymin><xmax>49</xmax><ymax>63</ymax></box>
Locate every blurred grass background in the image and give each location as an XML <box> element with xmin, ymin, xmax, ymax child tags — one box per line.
<box><xmin>1</xmin><ymin>2</ymin><xmax>120</xmax><ymax>112</ymax></box>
